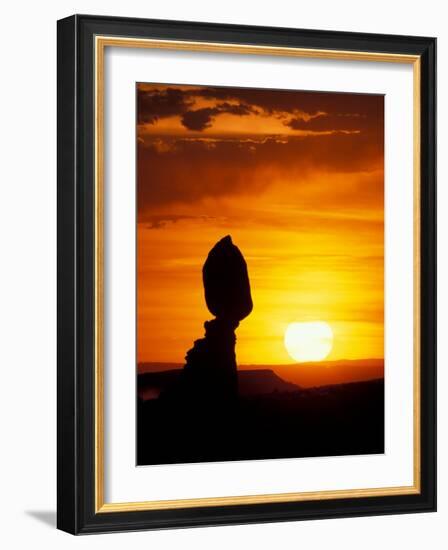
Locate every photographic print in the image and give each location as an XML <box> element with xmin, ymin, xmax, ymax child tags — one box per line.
<box><xmin>136</xmin><ymin>83</ymin><xmax>385</xmax><ymax>466</ymax></box>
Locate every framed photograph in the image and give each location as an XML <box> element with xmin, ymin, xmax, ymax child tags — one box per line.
<box><xmin>57</xmin><ymin>14</ymin><xmax>436</xmax><ymax>534</ymax></box>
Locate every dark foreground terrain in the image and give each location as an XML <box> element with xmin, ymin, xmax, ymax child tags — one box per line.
<box><xmin>137</xmin><ymin>370</ymin><xmax>384</xmax><ymax>465</ymax></box>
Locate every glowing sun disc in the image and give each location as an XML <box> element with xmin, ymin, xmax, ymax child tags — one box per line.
<box><xmin>284</xmin><ymin>321</ymin><xmax>334</xmax><ymax>362</ymax></box>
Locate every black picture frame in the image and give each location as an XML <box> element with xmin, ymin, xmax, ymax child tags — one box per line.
<box><xmin>57</xmin><ymin>14</ymin><xmax>436</xmax><ymax>534</ymax></box>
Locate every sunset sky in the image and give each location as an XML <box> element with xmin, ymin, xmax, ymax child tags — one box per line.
<box><xmin>136</xmin><ymin>83</ymin><xmax>384</xmax><ymax>366</ymax></box>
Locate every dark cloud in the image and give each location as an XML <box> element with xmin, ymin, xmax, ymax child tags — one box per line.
<box><xmin>181</xmin><ymin>108</ymin><xmax>217</xmax><ymax>131</ymax></box>
<box><xmin>286</xmin><ymin>112</ymin><xmax>381</xmax><ymax>135</ymax></box>
<box><xmin>189</xmin><ymin>86</ymin><xmax>360</xmax><ymax>116</ymax></box>
<box><xmin>219</xmin><ymin>102</ymin><xmax>255</xmax><ymax>116</ymax></box>
<box><xmin>137</xmin><ymin>87</ymin><xmax>194</xmax><ymax>124</ymax></box>
<box><xmin>181</xmin><ymin>102</ymin><xmax>256</xmax><ymax>131</ymax></box>
<box><xmin>137</xmin><ymin>84</ymin><xmax>384</xmax><ymax>133</ymax></box>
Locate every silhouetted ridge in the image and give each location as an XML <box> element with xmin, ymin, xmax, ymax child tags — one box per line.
<box><xmin>238</xmin><ymin>369</ymin><xmax>300</xmax><ymax>395</ymax></box>
<box><xmin>138</xmin><ymin>368</ymin><xmax>301</xmax><ymax>401</ymax></box>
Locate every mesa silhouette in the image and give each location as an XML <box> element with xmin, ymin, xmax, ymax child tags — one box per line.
<box><xmin>138</xmin><ymin>358</ymin><xmax>384</xmax><ymax>393</ymax></box>
<box><xmin>137</xmin><ymin>236</ymin><xmax>384</xmax><ymax>465</ymax></box>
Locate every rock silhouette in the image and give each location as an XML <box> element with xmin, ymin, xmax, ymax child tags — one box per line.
<box><xmin>203</xmin><ymin>235</ymin><xmax>253</xmax><ymax>321</ymax></box>
<box><xmin>160</xmin><ymin>235</ymin><xmax>252</xmax><ymax>408</ymax></box>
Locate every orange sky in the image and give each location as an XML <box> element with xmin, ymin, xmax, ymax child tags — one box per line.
<box><xmin>136</xmin><ymin>83</ymin><xmax>384</xmax><ymax>366</ymax></box>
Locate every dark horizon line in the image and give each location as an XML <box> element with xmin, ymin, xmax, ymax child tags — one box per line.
<box><xmin>138</xmin><ymin>357</ymin><xmax>385</xmax><ymax>366</ymax></box>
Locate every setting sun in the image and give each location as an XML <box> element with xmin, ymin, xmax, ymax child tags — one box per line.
<box><xmin>284</xmin><ymin>321</ymin><xmax>334</xmax><ymax>362</ymax></box>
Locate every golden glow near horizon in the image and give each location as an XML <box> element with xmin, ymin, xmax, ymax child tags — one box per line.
<box><xmin>136</xmin><ymin>84</ymin><xmax>384</xmax><ymax>368</ymax></box>
<box><xmin>284</xmin><ymin>321</ymin><xmax>334</xmax><ymax>362</ymax></box>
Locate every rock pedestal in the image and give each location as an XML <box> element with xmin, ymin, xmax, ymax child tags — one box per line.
<box><xmin>183</xmin><ymin>318</ymin><xmax>239</xmax><ymax>405</ymax></box>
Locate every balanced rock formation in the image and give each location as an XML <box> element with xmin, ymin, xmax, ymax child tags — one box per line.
<box><xmin>160</xmin><ymin>235</ymin><xmax>252</xmax><ymax>409</ymax></box>
<box><xmin>203</xmin><ymin>235</ymin><xmax>253</xmax><ymax>322</ymax></box>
